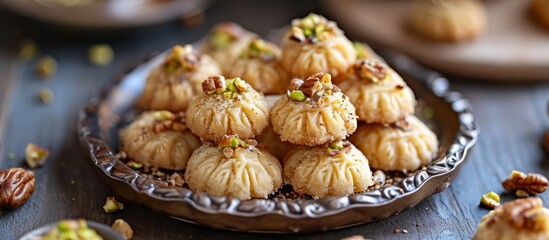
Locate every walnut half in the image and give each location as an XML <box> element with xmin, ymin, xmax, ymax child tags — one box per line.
<box><xmin>0</xmin><ymin>168</ymin><xmax>35</xmax><ymax>209</ymax></box>
<box><xmin>502</xmin><ymin>170</ymin><xmax>549</xmax><ymax>195</ymax></box>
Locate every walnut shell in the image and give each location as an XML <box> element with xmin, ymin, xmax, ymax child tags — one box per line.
<box><xmin>0</xmin><ymin>168</ymin><xmax>35</xmax><ymax>209</ymax></box>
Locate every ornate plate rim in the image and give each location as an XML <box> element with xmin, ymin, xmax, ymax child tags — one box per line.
<box><xmin>77</xmin><ymin>49</ymin><xmax>479</xmax><ymax>225</ymax></box>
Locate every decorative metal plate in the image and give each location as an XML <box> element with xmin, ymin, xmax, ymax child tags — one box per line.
<box><xmin>77</xmin><ymin>49</ymin><xmax>478</xmax><ymax>233</ymax></box>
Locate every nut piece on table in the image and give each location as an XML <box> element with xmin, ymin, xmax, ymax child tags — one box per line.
<box><xmin>502</xmin><ymin>170</ymin><xmax>549</xmax><ymax>195</ymax></box>
<box><xmin>480</xmin><ymin>191</ymin><xmax>500</xmax><ymax>209</ymax></box>
<box><xmin>88</xmin><ymin>44</ymin><xmax>114</xmax><ymax>66</ymax></box>
<box><xmin>0</xmin><ymin>168</ymin><xmax>35</xmax><ymax>209</ymax></box>
<box><xmin>112</xmin><ymin>219</ymin><xmax>133</xmax><ymax>240</ymax></box>
<box><xmin>38</xmin><ymin>88</ymin><xmax>54</xmax><ymax>104</ymax></box>
<box><xmin>103</xmin><ymin>197</ymin><xmax>124</xmax><ymax>213</ymax></box>
<box><xmin>35</xmin><ymin>55</ymin><xmax>57</xmax><ymax>79</ymax></box>
<box><xmin>25</xmin><ymin>143</ymin><xmax>50</xmax><ymax>168</ymax></box>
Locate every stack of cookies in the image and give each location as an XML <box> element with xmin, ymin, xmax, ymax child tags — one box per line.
<box><xmin>270</xmin><ymin>73</ymin><xmax>374</xmax><ymax>198</ymax></box>
<box><xmin>340</xmin><ymin>58</ymin><xmax>438</xmax><ymax>172</ymax></box>
<box><xmin>183</xmin><ymin>76</ymin><xmax>283</xmax><ymax>200</ymax></box>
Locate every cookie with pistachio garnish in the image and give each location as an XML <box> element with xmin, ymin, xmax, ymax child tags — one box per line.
<box><xmin>201</xmin><ymin>22</ymin><xmax>256</xmax><ymax>73</ymax></box>
<box><xmin>120</xmin><ymin>111</ymin><xmax>201</xmax><ymax>170</ymax></box>
<box><xmin>186</xmin><ymin>76</ymin><xmax>269</xmax><ymax>142</ymax></box>
<box><xmin>226</xmin><ymin>38</ymin><xmax>289</xmax><ymax>94</ymax></box>
<box><xmin>408</xmin><ymin>0</ymin><xmax>486</xmax><ymax>42</ymax></box>
<box><xmin>350</xmin><ymin>116</ymin><xmax>438</xmax><ymax>172</ymax></box>
<box><xmin>184</xmin><ymin>135</ymin><xmax>283</xmax><ymax>200</ymax></box>
<box><xmin>283</xmin><ymin>140</ymin><xmax>374</xmax><ymax>198</ymax></box>
<box><xmin>280</xmin><ymin>13</ymin><xmax>356</xmax><ymax>81</ymax></box>
<box><xmin>137</xmin><ymin>44</ymin><xmax>221</xmax><ymax>111</ymax></box>
<box><xmin>474</xmin><ymin>197</ymin><xmax>549</xmax><ymax>240</ymax></box>
<box><xmin>339</xmin><ymin>59</ymin><xmax>416</xmax><ymax>124</ymax></box>
<box><xmin>270</xmin><ymin>72</ymin><xmax>358</xmax><ymax>146</ymax></box>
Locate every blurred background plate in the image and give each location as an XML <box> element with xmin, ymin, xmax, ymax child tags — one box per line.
<box><xmin>323</xmin><ymin>0</ymin><xmax>549</xmax><ymax>81</ymax></box>
<box><xmin>0</xmin><ymin>0</ymin><xmax>215</xmax><ymax>28</ymax></box>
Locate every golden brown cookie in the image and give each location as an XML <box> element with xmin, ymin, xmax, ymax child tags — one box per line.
<box><xmin>225</xmin><ymin>38</ymin><xmax>289</xmax><ymax>94</ymax></box>
<box><xmin>350</xmin><ymin>116</ymin><xmax>438</xmax><ymax>172</ymax></box>
<box><xmin>474</xmin><ymin>197</ymin><xmax>549</xmax><ymax>240</ymax></box>
<box><xmin>408</xmin><ymin>0</ymin><xmax>487</xmax><ymax>42</ymax></box>
<box><xmin>339</xmin><ymin>59</ymin><xmax>415</xmax><ymax>124</ymax></box>
<box><xmin>186</xmin><ymin>76</ymin><xmax>269</xmax><ymax>142</ymax></box>
<box><xmin>270</xmin><ymin>73</ymin><xmax>358</xmax><ymax>146</ymax></box>
<box><xmin>280</xmin><ymin>13</ymin><xmax>356</xmax><ymax>81</ymax></box>
<box><xmin>137</xmin><ymin>45</ymin><xmax>221</xmax><ymax>111</ymax></box>
<box><xmin>201</xmin><ymin>22</ymin><xmax>256</xmax><ymax>73</ymax></box>
<box><xmin>532</xmin><ymin>0</ymin><xmax>549</xmax><ymax>30</ymax></box>
<box><xmin>184</xmin><ymin>136</ymin><xmax>283</xmax><ymax>200</ymax></box>
<box><xmin>283</xmin><ymin>140</ymin><xmax>374</xmax><ymax>198</ymax></box>
<box><xmin>120</xmin><ymin>111</ymin><xmax>201</xmax><ymax>170</ymax></box>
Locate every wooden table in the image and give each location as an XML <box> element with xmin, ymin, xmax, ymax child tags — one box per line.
<box><xmin>1</xmin><ymin>1</ymin><xmax>549</xmax><ymax>239</ymax></box>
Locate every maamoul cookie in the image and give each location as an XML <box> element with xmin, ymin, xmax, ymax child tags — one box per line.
<box><xmin>350</xmin><ymin>116</ymin><xmax>438</xmax><ymax>172</ymax></box>
<box><xmin>280</xmin><ymin>13</ymin><xmax>356</xmax><ymax>80</ymax></box>
<box><xmin>474</xmin><ymin>197</ymin><xmax>549</xmax><ymax>240</ymax></box>
<box><xmin>137</xmin><ymin>45</ymin><xmax>221</xmax><ymax>111</ymax></box>
<box><xmin>270</xmin><ymin>73</ymin><xmax>358</xmax><ymax>146</ymax></box>
<box><xmin>256</xmin><ymin>124</ymin><xmax>295</xmax><ymax>160</ymax></box>
<box><xmin>532</xmin><ymin>0</ymin><xmax>549</xmax><ymax>30</ymax></box>
<box><xmin>120</xmin><ymin>111</ymin><xmax>201</xmax><ymax>170</ymax></box>
<box><xmin>283</xmin><ymin>140</ymin><xmax>374</xmax><ymax>198</ymax></box>
<box><xmin>226</xmin><ymin>38</ymin><xmax>289</xmax><ymax>94</ymax></box>
<box><xmin>186</xmin><ymin>76</ymin><xmax>269</xmax><ymax>142</ymax></box>
<box><xmin>408</xmin><ymin>0</ymin><xmax>487</xmax><ymax>42</ymax></box>
<box><xmin>201</xmin><ymin>22</ymin><xmax>256</xmax><ymax>73</ymax></box>
<box><xmin>185</xmin><ymin>135</ymin><xmax>283</xmax><ymax>200</ymax></box>
<box><xmin>339</xmin><ymin>59</ymin><xmax>415</xmax><ymax>124</ymax></box>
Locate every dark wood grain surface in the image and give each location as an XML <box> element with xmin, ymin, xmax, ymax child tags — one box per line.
<box><xmin>1</xmin><ymin>1</ymin><xmax>549</xmax><ymax>239</ymax></box>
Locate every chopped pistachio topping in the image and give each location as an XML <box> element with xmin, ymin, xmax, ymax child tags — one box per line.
<box><xmin>289</xmin><ymin>90</ymin><xmax>306</xmax><ymax>101</ymax></box>
<box><xmin>41</xmin><ymin>219</ymin><xmax>103</xmax><ymax>240</ymax></box>
<box><xmin>354</xmin><ymin>59</ymin><xmax>388</xmax><ymax>83</ymax></box>
<box><xmin>240</xmin><ymin>38</ymin><xmax>277</xmax><ymax>62</ymax></box>
<box><xmin>326</xmin><ymin>140</ymin><xmax>351</xmax><ymax>156</ymax></box>
<box><xmin>36</xmin><ymin>55</ymin><xmax>57</xmax><ymax>79</ymax></box>
<box><xmin>152</xmin><ymin>111</ymin><xmax>187</xmax><ymax>133</ymax></box>
<box><xmin>209</xmin><ymin>30</ymin><xmax>236</xmax><ymax>49</ymax></box>
<box><xmin>202</xmin><ymin>76</ymin><xmax>249</xmax><ymax>99</ymax></box>
<box><xmin>480</xmin><ymin>191</ymin><xmax>500</xmax><ymax>209</ymax></box>
<box><xmin>290</xmin><ymin>13</ymin><xmax>339</xmax><ymax>43</ymax></box>
<box><xmin>38</xmin><ymin>88</ymin><xmax>54</xmax><ymax>104</ymax></box>
<box><xmin>126</xmin><ymin>161</ymin><xmax>143</xmax><ymax>170</ymax></box>
<box><xmin>103</xmin><ymin>197</ymin><xmax>124</xmax><ymax>213</ymax></box>
<box><xmin>25</xmin><ymin>143</ymin><xmax>49</xmax><ymax>168</ymax></box>
<box><xmin>353</xmin><ymin>42</ymin><xmax>372</xmax><ymax>60</ymax></box>
<box><xmin>88</xmin><ymin>44</ymin><xmax>114</xmax><ymax>66</ymax></box>
<box><xmin>163</xmin><ymin>44</ymin><xmax>199</xmax><ymax>73</ymax></box>
<box><xmin>289</xmin><ymin>73</ymin><xmax>340</xmax><ymax>103</ymax></box>
<box><xmin>19</xmin><ymin>39</ymin><xmax>38</xmax><ymax>60</ymax></box>
<box><xmin>218</xmin><ymin>135</ymin><xmax>248</xmax><ymax>149</ymax></box>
